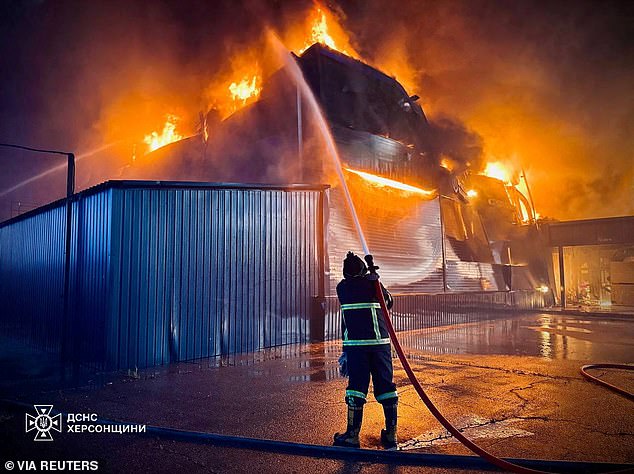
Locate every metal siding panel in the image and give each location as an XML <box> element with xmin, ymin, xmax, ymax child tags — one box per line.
<box><xmin>165</xmin><ymin>190</ymin><xmax>176</xmax><ymax>365</ymax></box>
<box><xmin>108</xmin><ymin>189</ymin><xmax>124</xmax><ymax>369</ymax></box>
<box><xmin>139</xmin><ymin>190</ymin><xmax>151</xmax><ymax>368</ymax></box>
<box><xmin>146</xmin><ymin>191</ymin><xmax>158</xmax><ymax>367</ymax></box>
<box><xmin>1</xmin><ymin>183</ymin><xmax>327</xmax><ymax>369</ymax></box>
<box><xmin>156</xmin><ymin>190</ymin><xmax>169</xmax><ymax>365</ymax></box>
<box><xmin>194</xmin><ymin>190</ymin><xmax>204</xmax><ymax>359</ymax></box>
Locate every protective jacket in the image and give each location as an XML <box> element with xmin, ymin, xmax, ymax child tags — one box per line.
<box><xmin>336</xmin><ymin>276</ymin><xmax>394</xmax><ymax>351</ymax></box>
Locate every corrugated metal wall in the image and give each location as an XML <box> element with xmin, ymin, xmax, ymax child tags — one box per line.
<box><xmin>326</xmin><ymin>185</ymin><xmax>445</xmax><ymax>294</ymax></box>
<box><xmin>0</xmin><ymin>182</ymin><xmax>325</xmax><ymax>370</ymax></box>
<box><xmin>440</xmin><ymin>196</ymin><xmax>504</xmax><ymax>292</ymax></box>
<box><xmin>108</xmin><ymin>185</ymin><xmax>323</xmax><ymax>369</ymax></box>
<box><xmin>72</xmin><ymin>189</ymin><xmax>114</xmax><ymax>367</ymax></box>
<box><xmin>0</xmin><ymin>204</ymin><xmax>66</xmax><ymax>353</ymax></box>
<box><xmin>325</xmin><ymin>186</ymin><xmax>505</xmax><ymax>295</ymax></box>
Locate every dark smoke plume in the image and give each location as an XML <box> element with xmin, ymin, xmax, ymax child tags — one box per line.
<box><xmin>1</xmin><ymin>0</ymin><xmax>632</xmax><ymax>221</ymax></box>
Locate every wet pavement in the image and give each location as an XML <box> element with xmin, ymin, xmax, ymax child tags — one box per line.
<box><xmin>1</xmin><ymin>311</ymin><xmax>633</xmax><ymax>473</ymax></box>
<box><xmin>399</xmin><ymin>312</ymin><xmax>634</xmax><ymax>361</ymax></box>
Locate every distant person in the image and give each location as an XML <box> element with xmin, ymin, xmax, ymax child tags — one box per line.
<box><xmin>333</xmin><ymin>252</ymin><xmax>398</xmax><ymax>449</ymax></box>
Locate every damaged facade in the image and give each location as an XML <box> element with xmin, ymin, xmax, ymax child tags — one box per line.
<box><xmin>0</xmin><ymin>44</ymin><xmax>558</xmax><ymax>370</ymax></box>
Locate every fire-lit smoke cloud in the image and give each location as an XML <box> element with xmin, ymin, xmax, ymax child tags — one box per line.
<box><xmin>0</xmin><ymin>0</ymin><xmax>631</xmax><ymax>221</ymax></box>
<box><xmin>346</xmin><ymin>0</ymin><xmax>634</xmax><ymax>220</ymax></box>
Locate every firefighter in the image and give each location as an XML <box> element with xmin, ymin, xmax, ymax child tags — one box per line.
<box><xmin>333</xmin><ymin>251</ymin><xmax>398</xmax><ymax>449</ymax></box>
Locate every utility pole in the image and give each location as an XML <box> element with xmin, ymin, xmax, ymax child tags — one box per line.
<box><xmin>0</xmin><ymin>143</ymin><xmax>75</xmax><ymax>369</ymax></box>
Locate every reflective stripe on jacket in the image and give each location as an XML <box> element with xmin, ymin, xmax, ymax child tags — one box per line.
<box><xmin>336</xmin><ymin>277</ymin><xmax>393</xmax><ymax>350</ymax></box>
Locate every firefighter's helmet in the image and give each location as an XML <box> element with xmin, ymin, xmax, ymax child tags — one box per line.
<box><xmin>343</xmin><ymin>251</ymin><xmax>367</xmax><ymax>278</ymax></box>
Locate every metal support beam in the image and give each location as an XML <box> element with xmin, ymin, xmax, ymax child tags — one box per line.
<box><xmin>438</xmin><ymin>196</ymin><xmax>448</xmax><ymax>292</ymax></box>
<box><xmin>558</xmin><ymin>245</ymin><xmax>565</xmax><ymax>308</ymax></box>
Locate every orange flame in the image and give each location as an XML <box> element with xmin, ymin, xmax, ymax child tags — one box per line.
<box><xmin>346</xmin><ymin>168</ymin><xmax>435</xmax><ymax>197</ymax></box>
<box><xmin>229</xmin><ymin>75</ymin><xmax>262</xmax><ymax>106</ymax></box>
<box><xmin>296</xmin><ymin>6</ymin><xmax>358</xmax><ymax>58</ymax></box>
<box><xmin>143</xmin><ymin>115</ymin><xmax>183</xmax><ymax>153</ymax></box>
<box><xmin>303</xmin><ymin>8</ymin><xmax>338</xmax><ymax>52</ymax></box>
<box><xmin>481</xmin><ymin>161</ymin><xmax>512</xmax><ymax>184</ymax></box>
<box><xmin>440</xmin><ymin>157</ymin><xmax>455</xmax><ymax>171</ymax></box>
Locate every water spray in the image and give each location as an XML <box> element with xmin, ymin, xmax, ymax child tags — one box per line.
<box><xmin>267</xmin><ymin>31</ymin><xmax>369</xmax><ymax>255</ymax></box>
<box><xmin>268</xmin><ymin>36</ymin><xmax>633</xmax><ymax>473</ymax></box>
<box><xmin>0</xmin><ymin>141</ymin><xmax>119</xmax><ymax>198</ymax></box>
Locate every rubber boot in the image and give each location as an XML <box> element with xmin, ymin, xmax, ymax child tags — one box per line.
<box><xmin>380</xmin><ymin>402</ymin><xmax>398</xmax><ymax>449</ymax></box>
<box><xmin>333</xmin><ymin>405</ymin><xmax>363</xmax><ymax>448</ymax></box>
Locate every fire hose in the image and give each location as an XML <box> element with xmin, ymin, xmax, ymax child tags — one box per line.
<box><xmin>363</xmin><ymin>254</ymin><xmax>634</xmax><ymax>474</ymax></box>
<box><xmin>580</xmin><ymin>364</ymin><xmax>634</xmax><ymax>401</ymax></box>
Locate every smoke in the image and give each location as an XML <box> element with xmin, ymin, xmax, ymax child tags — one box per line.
<box><xmin>1</xmin><ymin>0</ymin><xmax>632</xmax><ymax>220</ymax></box>
<box><xmin>426</xmin><ymin>117</ymin><xmax>484</xmax><ymax>173</ymax></box>
<box><xmin>344</xmin><ymin>0</ymin><xmax>634</xmax><ymax>220</ymax></box>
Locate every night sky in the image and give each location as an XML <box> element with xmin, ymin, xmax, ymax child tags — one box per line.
<box><xmin>0</xmin><ymin>0</ymin><xmax>632</xmax><ymax>220</ymax></box>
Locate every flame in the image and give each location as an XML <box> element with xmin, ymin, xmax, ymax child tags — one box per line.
<box><xmin>440</xmin><ymin>157</ymin><xmax>454</xmax><ymax>171</ymax></box>
<box><xmin>143</xmin><ymin>115</ymin><xmax>183</xmax><ymax>153</ymax></box>
<box><xmin>345</xmin><ymin>168</ymin><xmax>435</xmax><ymax>196</ymax></box>
<box><xmin>467</xmin><ymin>189</ymin><xmax>478</xmax><ymax>198</ymax></box>
<box><xmin>229</xmin><ymin>75</ymin><xmax>261</xmax><ymax>106</ymax></box>
<box><xmin>296</xmin><ymin>6</ymin><xmax>358</xmax><ymax>58</ymax></box>
<box><xmin>203</xmin><ymin>58</ymin><xmax>262</xmax><ymax>120</ymax></box>
<box><xmin>481</xmin><ymin>161</ymin><xmax>513</xmax><ymax>184</ymax></box>
<box><xmin>304</xmin><ymin>8</ymin><xmax>338</xmax><ymax>51</ymax></box>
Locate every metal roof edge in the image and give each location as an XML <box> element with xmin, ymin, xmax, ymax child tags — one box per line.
<box><xmin>0</xmin><ymin>180</ymin><xmax>331</xmax><ymax>228</ymax></box>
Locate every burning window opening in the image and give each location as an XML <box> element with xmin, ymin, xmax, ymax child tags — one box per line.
<box><xmin>143</xmin><ymin>115</ymin><xmax>183</xmax><ymax>153</ymax></box>
<box><xmin>345</xmin><ymin>168</ymin><xmax>435</xmax><ymax>197</ymax></box>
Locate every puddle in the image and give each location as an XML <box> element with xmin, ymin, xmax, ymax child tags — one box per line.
<box><xmin>400</xmin><ymin>313</ymin><xmax>634</xmax><ymax>362</ymax></box>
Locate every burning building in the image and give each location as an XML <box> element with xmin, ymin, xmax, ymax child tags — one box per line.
<box><xmin>0</xmin><ymin>40</ymin><xmax>554</xmax><ymax>370</ymax></box>
<box><xmin>123</xmin><ymin>43</ymin><xmax>550</xmax><ymax>295</ymax></box>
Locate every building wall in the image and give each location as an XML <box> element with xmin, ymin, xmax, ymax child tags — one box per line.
<box><xmin>0</xmin><ymin>182</ymin><xmax>325</xmax><ymax>370</ymax></box>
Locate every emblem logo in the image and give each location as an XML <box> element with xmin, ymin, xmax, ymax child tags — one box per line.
<box><xmin>25</xmin><ymin>405</ymin><xmax>62</xmax><ymax>441</ymax></box>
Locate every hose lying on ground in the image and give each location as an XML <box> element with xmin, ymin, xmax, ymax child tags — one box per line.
<box><xmin>0</xmin><ymin>398</ymin><xmax>632</xmax><ymax>473</ymax></box>
<box><xmin>580</xmin><ymin>364</ymin><xmax>634</xmax><ymax>401</ymax></box>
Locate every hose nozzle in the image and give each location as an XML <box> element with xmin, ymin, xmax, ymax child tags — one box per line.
<box><xmin>364</xmin><ymin>254</ymin><xmax>380</xmax><ymax>280</ymax></box>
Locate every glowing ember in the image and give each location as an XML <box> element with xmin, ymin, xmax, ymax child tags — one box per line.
<box><xmin>229</xmin><ymin>75</ymin><xmax>261</xmax><ymax>106</ymax></box>
<box><xmin>467</xmin><ymin>189</ymin><xmax>478</xmax><ymax>198</ymax></box>
<box><xmin>345</xmin><ymin>168</ymin><xmax>435</xmax><ymax>196</ymax></box>
<box><xmin>440</xmin><ymin>157</ymin><xmax>454</xmax><ymax>171</ymax></box>
<box><xmin>481</xmin><ymin>161</ymin><xmax>512</xmax><ymax>183</ymax></box>
<box><xmin>143</xmin><ymin>115</ymin><xmax>182</xmax><ymax>153</ymax></box>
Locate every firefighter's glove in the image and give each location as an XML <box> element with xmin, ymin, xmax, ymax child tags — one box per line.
<box><xmin>338</xmin><ymin>352</ymin><xmax>348</xmax><ymax>377</ymax></box>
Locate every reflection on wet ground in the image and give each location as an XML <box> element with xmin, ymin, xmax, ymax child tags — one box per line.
<box><xmin>2</xmin><ymin>312</ymin><xmax>633</xmax><ymax>399</ymax></box>
<box><xmin>399</xmin><ymin>312</ymin><xmax>634</xmax><ymax>362</ymax></box>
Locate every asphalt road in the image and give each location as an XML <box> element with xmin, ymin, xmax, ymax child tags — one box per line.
<box><xmin>1</xmin><ymin>312</ymin><xmax>632</xmax><ymax>473</ymax></box>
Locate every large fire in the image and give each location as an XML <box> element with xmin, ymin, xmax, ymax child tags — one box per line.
<box><xmin>296</xmin><ymin>6</ymin><xmax>358</xmax><ymax>58</ymax></box>
<box><xmin>346</xmin><ymin>168</ymin><xmax>435</xmax><ymax>197</ymax></box>
<box><xmin>301</xmin><ymin>8</ymin><xmax>338</xmax><ymax>53</ymax></box>
<box><xmin>143</xmin><ymin>115</ymin><xmax>183</xmax><ymax>153</ymax></box>
<box><xmin>481</xmin><ymin>161</ymin><xmax>513</xmax><ymax>184</ymax></box>
<box><xmin>229</xmin><ymin>75</ymin><xmax>261</xmax><ymax>107</ymax></box>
